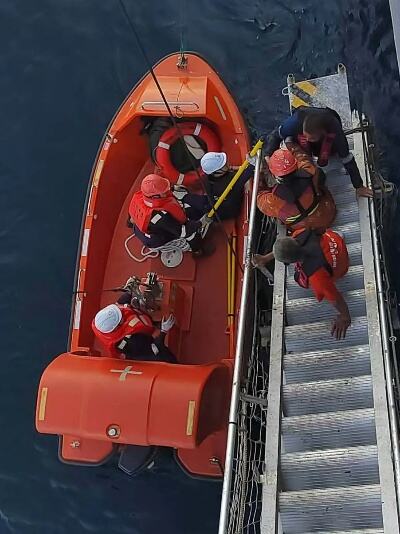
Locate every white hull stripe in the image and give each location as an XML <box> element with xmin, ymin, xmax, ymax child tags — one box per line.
<box><xmin>194</xmin><ymin>123</ymin><xmax>202</xmax><ymax>136</ymax></box>
<box><xmin>73</xmin><ymin>299</ymin><xmax>82</xmax><ymax>330</ymax></box>
<box><xmin>158</xmin><ymin>141</ymin><xmax>170</xmax><ymax>150</ymax></box>
<box><xmin>81</xmin><ymin>228</ymin><xmax>90</xmax><ymax>257</ymax></box>
<box><xmin>214</xmin><ymin>96</ymin><xmax>227</xmax><ymax>121</ymax></box>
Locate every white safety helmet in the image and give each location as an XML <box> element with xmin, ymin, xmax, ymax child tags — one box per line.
<box><xmin>94</xmin><ymin>304</ymin><xmax>122</xmax><ymax>334</ymax></box>
<box><xmin>200</xmin><ymin>152</ymin><xmax>227</xmax><ymax>175</ymax></box>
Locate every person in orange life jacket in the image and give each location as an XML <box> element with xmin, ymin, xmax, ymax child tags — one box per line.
<box><xmin>128</xmin><ymin>174</ymin><xmax>209</xmax><ymax>254</ymax></box>
<box><xmin>253</xmin><ymin>228</ymin><xmax>351</xmax><ymax>339</ymax></box>
<box><xmin>264</xmin><ymin>106</ymin><xmax>373</xmax><ymax>198</ymax></box>
<box><xmin>200</xmin><ymin>151</ymin><xmax>255</xmax><ymax>220</ymax></box>
<box><xmin>92</xmin><ymin>298</ymin><xmax>177</xmax><ymax>363</ymax></box>
<box><xmin>257</xmin><ymin>144</ymin><xmax>336</xmax><ymax>230</ymax></box>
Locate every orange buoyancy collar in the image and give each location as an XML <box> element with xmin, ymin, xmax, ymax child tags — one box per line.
<box><xmin>92</xmin><ymin>305</ymin><xmax>155</xmax><ymax>358</ymax></box>
<box><xmin>129</xmin><ymin>191</ymin><xmax>187</xmax><ymax>234</ymax></box>
<box><xmin>297</xmin><ymin>132</ymin><xmax>336</xmax><ymax>167</ymax></box>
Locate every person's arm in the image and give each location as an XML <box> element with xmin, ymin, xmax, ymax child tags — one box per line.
<box><xmin>309</xmin><ymin>269</ymin><xmax>351</xmax><ymax>339</ymax></box>
<box><xmin>252</xmin><ymin>251</ymin><xmax>275</xmax><ymax>268</ymax></box>
<box><xmin>117</xmin><ymin>291</ymin><xmax>132</xmax><ymax>306</ymax></box>
<box><xmin>264</xmin><ymin>113</ymin><xmax>302</xmax><ymax>160</ymax></box>
<box><xmin>264</xmin><ymin>128</ymin><xmax>282</xmax><ymax>159</ymax></box>
<box><xmin>153</xmin><ymin>314</ymin><xmax>175</xmax><ymax>348</ymax></box>
<box><xmin>330</xmin><ymin>291</ymin><xmax>351</xmax><ymax>340</ymax></box>
<box><xmin>334</xmin><ymin>124</ymin><xmax>373</xmax><ymax>197</ymax></box>
<box><xmin>148</xmin><ymin>211</ymin><xmax>201</xmax><ymax>240</ymax></box>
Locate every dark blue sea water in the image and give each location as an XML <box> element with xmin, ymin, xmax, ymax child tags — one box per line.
<box><xmin>1</xmin><ymin>1</ymin><xmax>399</xmax><ymax>532</ymax></box>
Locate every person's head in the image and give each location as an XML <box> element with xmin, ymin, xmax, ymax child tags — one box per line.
<box><xmin>141</xmin><ymin>174</ymin><xmax>171</xmax><ymax>198</ymax></box>
<box><xmin>273</xmin><ymin>237</ymin><xmax>305</xmax><ymax>264</ymax></box>
<box><xmin>303</xmin><ymin>113</ymin><xmax>328</xmax><ymax>142</ymax></box>
<box><xmin>94</xmin><ymin>304</ymin><xmax>122</xmax><ymax>334</ymax></box>
<box><xmin>200</xmin><ymin>152</ymin><xmax>228</xmax><ymax>176</ymax></box>
<box><xmin>268</xmin><ymin>149</ymin><xmax>297</xmax><ymax>179</ymax></box>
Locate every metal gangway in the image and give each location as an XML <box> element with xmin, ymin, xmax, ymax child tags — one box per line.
<box><xmin>218</xmin><ymin>67</ymin><xmax>400</xmax><ymax>534</ymax></box>
<box><xmin>262</xmin><ymin>68</ymin><xmax>400</xmax><ymax>533</ymax></box>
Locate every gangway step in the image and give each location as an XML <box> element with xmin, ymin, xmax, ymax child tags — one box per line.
<box><xmin>333</xmin><ymin>202</ymin><xmax>360</xmax><ymax>225</ymax></box>
<box><xmin>285</xmin><ymin>288</ymin><xmax>365</xmax><ymax>326</ymax></box>
<box><xmin>280</xmin><ymin>445</ymin><xmax>379</xmax><ymax>491</ymax></box>
<box><xmin>283</xmin><ymin>344</ymin><xmax>370</xmax><ymax>383</ymax></box>
<box><xmin>327</xmin><ymin>180</ymin><xmax>354</xmax><ymax>196</ymax></box>
<box><xmin>334</xmin><ymin>190</ymin><xmax>359</xmax><ymax>208</ymax></box>
<box><xmin>286</xmin><ymin>264</ymin><xmax>364</xmax><ymax>300</ymax></box>
<box><xmin>282</xmin><ymin>374</ymin><xmax>373</xmax><ymax>416</ymax></box>
<box><xmin>332</xmin><ymin>220</ymin><xmax>361</xmax><ymax>243</ymax></box>
<box><xmin>281</xmin><ymin>408</ymin><xmax>377</xmax><ymax>453</ymax></box>
<box><xmin>285</xmin><ymin>316</ymin><xmax>368</xmax><ymax>353</ymax></box>
<box><xmin>301</xmin><ymin>530</ymin><xmax>384</xmax><ymax>534</ymax></box>
<box><xmin>279</xmin><ymin>484</ymin><xmax>384</xmax><ymax>532</ymax></box>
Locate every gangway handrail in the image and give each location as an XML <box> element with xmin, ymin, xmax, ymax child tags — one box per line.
<box><xmin>357</xmin><ymin>121</ymin><xmax>400</xmax><ymax>510</ymax></box>
<box><xmin>218</xmin><ymin>148</ymin><xmax>263</xmax><ymax>534</ymax></box>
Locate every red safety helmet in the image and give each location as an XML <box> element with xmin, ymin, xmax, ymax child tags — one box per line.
<box><xmin>268</xmin><ymin>149</ymin><xmax>297</xmax><ymax>177</ymax></box>
<box><xmin>141</xmin><ymin>174</ymin><xmax>171</xmax><ymax>198</ymax></box>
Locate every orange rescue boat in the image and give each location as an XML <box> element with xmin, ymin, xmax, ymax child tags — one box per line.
<box><xmin>35</xmin><ymin>52</ymin><xmax>252</xmax><ymax>479</ymax></box>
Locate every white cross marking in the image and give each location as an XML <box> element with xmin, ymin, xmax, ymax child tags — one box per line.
<box><xmin>110</xmin><ymin>365</ymin><xmax>142</xmax><ymax>381</ymax></box>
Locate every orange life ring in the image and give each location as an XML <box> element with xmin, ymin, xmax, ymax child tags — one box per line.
<box><xmin>155</xmin><ymin>122</ymin><xmax>221</xmax><ymax>187</ymax></box>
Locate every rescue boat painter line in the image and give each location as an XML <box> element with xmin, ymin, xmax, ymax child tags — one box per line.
<box><xmin>38</xmin><ymin>387</ymin><xmax>48</xmax><ymax>421</ymax></box>
<box><xmin>186</xmin><ymin>400</ymin><xmax>196</xmax><ymax>436</ymax></box>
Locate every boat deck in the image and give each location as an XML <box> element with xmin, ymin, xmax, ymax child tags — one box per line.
<box><xmin>98</xmin><ymin>159</ymin><xmax>240</xmax><ymax>365</ymax></box>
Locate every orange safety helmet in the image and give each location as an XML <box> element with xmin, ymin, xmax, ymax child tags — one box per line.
<box><xmin>268</xmin><ymin>149</ymin><xmax>298</xmax><ymax>177</ymax></box>
<box><xmin>141</xmin><ymin>174</ymin><xmax>171</xmax><ymax>198</ymax></box>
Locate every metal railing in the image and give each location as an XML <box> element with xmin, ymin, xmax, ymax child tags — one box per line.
<box><xmin>218</xmin><ymin>149</ymin><xmax>264</xmax><ymax>534</ymax></box>
<box><xmin>360</xmin><ymin>121</ymin><xmax>400</xmax><ymax>509</ymax></box>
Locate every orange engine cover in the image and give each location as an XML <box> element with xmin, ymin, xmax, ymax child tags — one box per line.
<box><xmin>36</xmin><ymin>353</ymin><xmax>231</xmax><ymax>450</ymax></box>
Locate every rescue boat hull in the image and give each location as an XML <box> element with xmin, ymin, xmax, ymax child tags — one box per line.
<box><xmin>36</xmin><ymin>52</ymin><xmax>251</xmax><ymax>479</ymax></box>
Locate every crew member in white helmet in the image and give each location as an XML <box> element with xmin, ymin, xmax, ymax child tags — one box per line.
<box><xmin>92</xmin><ymin>297</ymin><xmax>177</xmax><ymax>362</ymax></box>
<box><xmin>200</xmin><ymin>151</ymin><xmax>256</xmax><ymax>220</ymax></box>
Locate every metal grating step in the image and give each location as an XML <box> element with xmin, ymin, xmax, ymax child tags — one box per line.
<box><xmin>282</xmin><ymin>375</ymin><xmax>373</xmax><ymax>416</ymax></box>
<box><xmin>280</xmin><ymin>445</ymin><xmax>379</xmax><ymax>491</ymax></box>
<box><xmin>281</xmin><ymin>408</ymin><xmax>377</xmax><ymax>453</ymax></box>
<box><xmin>301</xmin><ymin>530</ymin><xmax>384</xmax><ymax>534</ymax></box>
<box><xmin>285</xmin><ymin>288</ymin><xmax>366</xmax><ymax>326</ymax></box>
<box><xmin>285</xmin><ymin>316</ymin><xmax>368</xmax><ymax>353</ymax></box>
<box><xmin>283</xmin><ymin>344</ymin><xmax>370</xmax><ymax>383</ymax></box>
<box><xmin>331</xmin><ymin>220</ymin><xmax>361</xmax><ymax>244</ymax></box>
<box><xmin>348</xmin><ymin>241</ymin><xmax>362</xmax><ymax>265</ymax></box>
<box><xmin>334</xmin><ymin>190</ymin><xmax>358</xmax><ymax>208</ymax></box>
<box><xmin>327</xmin><ymin>180</ymin><xmax>354</xmax><ymax>196</ymax></box>
<box><xmin>286</xmin><ymin>264</ymin><xmax>364</xmax><ymax>300</ymax></box>
<box><xmin>334</xmin><ymin>202</ymin><xmax>360</xmax><ymax>225</ymax></box>
<box><xmin>279</xmin><ymin>484</ymin><xmax>384</xmax><ymax>533</ymax></box>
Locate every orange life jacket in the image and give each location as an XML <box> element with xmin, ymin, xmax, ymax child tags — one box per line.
<box><xmin>92</xmin><ymin>305</ymin><xmax>155</xmax><ymax>358</ymax></box>
<box><xmin>297</xmin><ymin>132</ymin><xmax>336</xmax><ymax>167</ymax></box>
<box><xmin>257</xmin><ymin>180</ymin><xmax>320</xmax><ymax>226</ymax></box>
<box><xmin>129</xmin><ymin>191</ymin><xmax>187</xmax><ymax>234</ymax></box>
